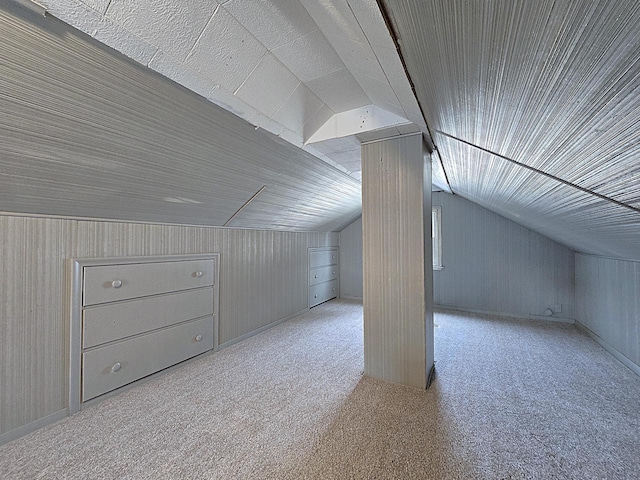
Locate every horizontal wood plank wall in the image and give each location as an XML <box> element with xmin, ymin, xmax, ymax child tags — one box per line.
<box><xmin>0</xmin><ymin>214</ymin><xmax>337</xmax><ymax>436</ymax></box>
<box><xmin>433</xmin><ymin>192</ymin><xmax>575</xmax><ymax>320</ymax></box>
<box><xmin>338</xmin><ymin>216</ymin><xmax>363</xmax><ymax>299</ymax></box>
<box><xmin>575</xmin><ymin>254</ymin><xmax>640</xmax><ymax>370</ymax></box>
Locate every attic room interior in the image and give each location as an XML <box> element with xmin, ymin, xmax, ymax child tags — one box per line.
<box><xmin>1</xmin><ymin>0</ymin><xmax>639</xmax><ymax>477</ymax></box>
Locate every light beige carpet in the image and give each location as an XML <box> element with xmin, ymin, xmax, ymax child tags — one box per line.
<box><xmin>1</xmin><ymin>300</ymin><xmax>639</xmax><ymax>479</ymax></box>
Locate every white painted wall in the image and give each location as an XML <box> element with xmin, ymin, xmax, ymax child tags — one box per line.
<box><xmin>0</xmin><ymin>214</ymin><xmax>336</xmax><ymax>439</ymax></box>
<box><xmin>338</xmin><ymin>194</ymin><xmax>576</xmax><ymax>320</ymax></box>
<box><xmin>433</xmin><ymin>192</ymin><xmax>575</xmax><ymax>320</ymax></box>
<box><xmin>575</xmin><ymin>254</ymin><xmax>640</xmax><ymax>372</ymax></box>
<box><xmin>362</xmin><ymin>135</ymin><xmax>432</xmax><ymax>389</ymax></box>
<box><xmin>339</xmin><ymin>216</ymin><xmax>363</xmax><ymax>299</ymax></box>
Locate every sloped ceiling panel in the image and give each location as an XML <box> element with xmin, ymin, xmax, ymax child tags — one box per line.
<box><xmin>0</xmin><ymin>4</ymin><xmax>361</xmax><ymax>231</ymax></box>
<box><xmin>383</xmin><ymin>0</ymin><xmax>640</xmax><ymax>260</ymax></box>
<box><xmin>435</xmin><ymin>134</ymin><xmax>640</xmax><ymax>260</ymax></box>
<box><xmin>300</xmin><ymin>0</ymin><xmax>427</xmax><ymax>130</ymax></box>
<box><xmin>36</xmin><ymin>0</ymin><xmax>438</xmax><ymax>188</ymax></box>
<box><xmin>38</xmin><ymin>0</ymin><xmax>376</xmax><ymax>159</ymax></box>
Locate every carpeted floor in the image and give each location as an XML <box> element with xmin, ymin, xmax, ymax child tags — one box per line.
<box><xmin>1</xmin><ymin>299</ymin><xmax>639</xmax><ymax>479</ymax></box>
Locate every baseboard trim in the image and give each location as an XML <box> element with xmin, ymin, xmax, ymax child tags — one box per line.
<box><xmin>435</xmin><ymin>304</ymin><xmax>575</xmax><ymax>324</ymax></box>
<box><xmin>81</xmin><ymin>348</ymin><xmax>216</xmax><ymax>410</ymax></box>
<box><xmin>2</xmin><ymin>309</ymin><xmax>310</xmax><ymax>446</ymax></box>
<box><xmin>575</xmin><ymin>321</ymin><xmax>640</xmax><ymax>377</ymax></box>
<box><xmin>218</xmin><ymin>308</ymin><xmax>309</xmax><ymax>350</ymax></box>
<box><xmin>0</xmin><ymin>408</ymin><xmax>68</xmax><ymax>446</ymax></box>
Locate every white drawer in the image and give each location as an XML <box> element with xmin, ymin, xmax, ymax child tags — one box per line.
<box><xmin>82</xmin><ymin>315</ymin><xmax>214</xmax><ymax>401</ymax></box>
<box><xmin>309</xmin><ymin>249</ymin><xmax>338</xmax><ymax>269</ymax></box>
<box><xmin>309</xmin><ymin>279</ymin><xmax>338</xmax><ymax>307</ymax></box>
<box><xmin>309</xmin><ymin>265</ymin><xmax>338</xmax><ymax>286</ymax></box>
<box><xmin>83</xmin><ymin>259</ymin><xmax>214</xmax><ymax>305</ymax></box>
<box><xmin>83</xmin><ymin>288</ymin><xmax>214</xmax><ymax>348</ymax></box>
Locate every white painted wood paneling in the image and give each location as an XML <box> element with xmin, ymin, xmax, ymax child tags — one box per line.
<box><xmin>434</xmin><ymin>135</ymin><xmax>640</xmax><ymax>261</ymax></box>
<box><xmin>576</xmin><ymin>254</ymin><xmax>640</xmax><ymax>370</ymax></box>
<box><xmin>0</xmin><ymin>3</ymin><xmax>361</xmax><ymax>232</ymax></box>
<box><xmin>433</xmin><ymin>193</ymin><xmax>575</xmax><ymax>320</ymax></box>
<box><xmin>339</xmin><ymin>216</ymin><xmax>363</xmax><ymax>299</ymax></box>
<box><xmin>382</xmin><ymin>0</ymin><xmax>640</xmax><ymax>261</ymax></box>
<box><xmin>362</xmin><ymin>134</ymin><xmax>432</xmax><ymax>389</ymax></box>
<box><xmin>39</xmin><ymin>0</ymin><xmax>416</xmax><ymax>179</ymax></box>
<box><xmin>0</xmin><ymin>214</ymin><xmax>337</xmax><ymax>437</ymax></box>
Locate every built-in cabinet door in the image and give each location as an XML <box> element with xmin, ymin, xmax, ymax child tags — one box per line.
<box><xmin>309</xmin><ymin>279</ymin><xmax>339</xmax><ymax>307</ymax></box>
<box><xmin>308</xmin><ymin>247</ymin><xmax>339</xmax><ymax>308</ymax></box>
<box><xmin>82</xmin><ymin>316</ymin><xmax>214</xmax><ymax>401</ymax></box>
<box><xmin>83</xmin><ymin>259</ymin><xmax>214</xmax><ymax>305</ymax></box>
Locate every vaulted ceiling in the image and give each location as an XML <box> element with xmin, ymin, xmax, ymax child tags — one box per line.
<box><xmin>1</xmin><ymin>2</ymin><xmax>363</xmax><ymax>231</ymax></box>
<box><xmin>382</xmin><ymin>0</ymin><xmax>640</xmax><ymax>260</ymax></box>
<box><xmin>37</xmin><ymin>0</ymin><xmax>450</xmax><ymax>189</ymax></box>
<box><xmin>6</xmin><ymin>0</ymin><xmax>640</xmax><ymax>259</ymax></box>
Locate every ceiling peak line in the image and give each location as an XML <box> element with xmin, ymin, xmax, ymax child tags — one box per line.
<box><xmin>375</xmin><ymin>0</ymin><xmax>453</xmax><ymax>194</ymax></box>
<box><xmin>435</xmin><ymin>129</ymin><xmax>640</xmax><ymax>216</ymax></box>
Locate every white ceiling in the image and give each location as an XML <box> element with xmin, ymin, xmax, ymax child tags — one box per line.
<box><xmin>382</xmin><ymin>0</ymin><xmax>640</xmax><ymax>260</ymax></box>
<box><xmin>1</xmin><ymin>1</ymin><xmax>363</xmax><ymax>231</ymax></box>
<box><xmin>23</xmin><ymin>0</ymin><xmax>638</xmax><ymax>260</ymax></box>
<box><xmin>38</xmin><ymin>0</ymin><xmax>448</xmax><ymax>187</ymax></box>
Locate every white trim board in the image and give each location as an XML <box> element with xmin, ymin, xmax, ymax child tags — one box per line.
<box><xmin>574</xmin><ymin>321</ymin><xmax>640</xmax><ymax>378</ymax></box>
<box><xmin>435</xmin><ymin>305</ymin><xmax>575</xmax><ymax>324</ymax></box>
<box><xmin>339</xmin><ymin>295</ymin><xmax>363</xmax><ymax>301</ymax></box>
<box><xmin>2</xmin><ymin>304</ymin><xmax>310</xmax><ymax>446</ymax></box>
<box><xmin>0</xmin><ymin>211</ymin><xmax>344</xmax><ymax>235</ymax></box>
<box><xmin>218</xmin><ymin>308</ymin><xmax>309</xmax><ymax>350</ymax></box>
<box><xmin>0</xmin><ymin>409</ymin><xmax>68</xmax><ymax>447</ymax></box>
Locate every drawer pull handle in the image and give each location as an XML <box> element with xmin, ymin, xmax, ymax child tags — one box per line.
<box><xmin>332</xmin><ymin>255</ymin><xmax>335</xmax><ymax>259</ymax></box>
<box><xmin>195</xmin><ymin>271</ymin><xmax>204</xmax><ymax>278</ymax></box>
<box><xmin>332</xmin><ymin>270</ymin><xmax>336</xmax><ymax>274</ymax></box>
<box><xmin>111</xmin><ymin>280</ymin><xmax>123</xmax><ymax>289</ymax></box>
<box><xmin>314</xmin><ymin>274</ymin><xmax>318</xmax><ymax>278</ymax></box>
<box><xmin>332</xmin><ymin>288</ymin><xmax>336</xmax><ymax>292</ymax></box>
<box><xmin>314</xmin><ymin>294</ymin><xmax>318</xmax><ymax>298</ymax></box>
<box><xmin>111</xmin><ymin>362</ymin><xmax>122</xmax><ymax>373</ymax></box>
<box><xmin>195</xmin><ymin>334</ymin><xmax>203</xmax><ymax>342</ymax></box>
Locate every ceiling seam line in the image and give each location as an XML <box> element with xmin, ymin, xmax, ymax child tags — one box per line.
<box><xmin>184</xmin><ymin>4</ymin><xmax>220</xmax><ymax>63</ymax></box>
<box><xmin>233</xmin><ymin>51</ymin><xmax>268</xmax><ymax>96</ymax></box>
<box><xmin>271</xmin><ymin>81</ymin><xmax>302</xmax><ymax>120</ymax></box>
<box><xmin>374</xmin><ymin>0</ymin><xmax>454</xmax><ymax>194</ymax></box>
<box><xmin>435</xmin><ymin>129</ymin><xmax>640</xmax><ymax>215</ymax></box>
<box><xmin>223</xmin><ymin>185</ymin><xmax>268</xmax><ymax>227</ymax></box>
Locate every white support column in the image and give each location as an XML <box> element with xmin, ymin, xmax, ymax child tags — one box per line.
<box><xmin>361</xmin><ymin>133</ymin><xmax>434</xmax><ymax>389</ymax></box>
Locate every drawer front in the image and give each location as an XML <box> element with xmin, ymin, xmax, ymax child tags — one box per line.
<box><xmin>309</xmin><ymin>279</ymin><xmax>339</xmax><ymax>307</ymax></box>
<box><xmin>83</xmin><ymin>288</ymin><xmax>214</xmax><ymax>348</ymax></box>
<box><xmin>309</xmin><ymin>265</ymin><xmax>338</xmax><ymax>286</ymax></box>
<box><xmin>309</xmin><ymin>249</ymin><xmax>338</xmax><ymax>269</ymax></box>
<box><xmin>82</xmin><ymin>316</ymin><xmax>213</xmax><ymax>401</ymax></box>
<box><xmin>83</xmin><ymin>259</ymin><xmax>214</xmax><ymax>305</ymax></box>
